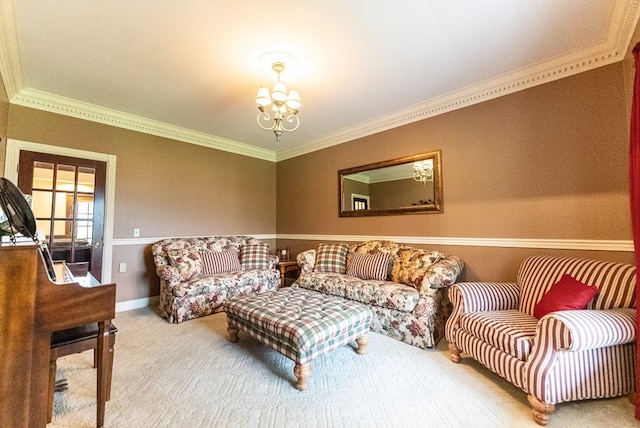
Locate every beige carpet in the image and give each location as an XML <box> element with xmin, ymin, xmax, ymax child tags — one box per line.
<box><xmin>49</xmin><ymin>306</ymin><xmax>637</xmax><ymax>428</ymax></box>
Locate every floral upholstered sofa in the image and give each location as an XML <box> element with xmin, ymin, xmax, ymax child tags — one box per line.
<box><xmin>152</xmin><ymin>236</ymin><xmax>280</xmax><ymax>323</ymax></box>
<box><xmin>294</xmin><ymin>240</ymin><xmax>464</xmax><ymax>349</ymax></box>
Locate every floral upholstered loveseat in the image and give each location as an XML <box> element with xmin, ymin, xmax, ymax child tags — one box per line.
<box><xmin>294</xmin><ymin>240</ymin><xmax>464</xmax><ymax>349</ymax></box>
<box><xmin>152</xmin><ymin>236</ymin><xmax>280</xmax><ymax>323</ymax></box>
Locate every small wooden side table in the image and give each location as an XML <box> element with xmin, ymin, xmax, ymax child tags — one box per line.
<box><xmin>277</xmin><ymin>260</ymin><xmax>300</xmax><ymax>288</ymax></box>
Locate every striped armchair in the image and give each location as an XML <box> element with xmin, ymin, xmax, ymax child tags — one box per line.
<box><xmin>445</xmin><ymin>255</ymin><xmax>636</xmax><ymax>426</ymax></box>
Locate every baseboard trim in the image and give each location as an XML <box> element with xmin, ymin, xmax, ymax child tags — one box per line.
<box><xmin>275</xmin><ymin>234</ymin><xmax>634</xmax><ymax>252</ymax></box>
<box><xmin>116</xmin><ymin>296</ymin><xmax>159</xmax><ymax>313</ymax></box>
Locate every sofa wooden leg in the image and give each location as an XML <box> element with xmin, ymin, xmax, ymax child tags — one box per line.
<box><xmin>448</xmin><ymin>342</ymin><xmax>462</xmax><ymax>363</ymax></box>
<box><xmin>527</xmin><ymin>394</ymin><xmax>555</xmax><ymax>426</ymax></box>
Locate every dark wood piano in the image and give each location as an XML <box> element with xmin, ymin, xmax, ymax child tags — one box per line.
<box><xmin>0</xmin><ymin>242</ymin><xmax>116</xmax><ymax>428</ymax></box>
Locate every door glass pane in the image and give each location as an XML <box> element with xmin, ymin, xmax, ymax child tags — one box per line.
<box><xmin>33</xmin><ymin>162</ymin><xmax>54</xmax><ymax>189</ymax></box>
<box><xmin>78</xmin><ymin>167</ymin><xmax>95</xmax><ymax>193</ymax></box>
<box><xmin>76</xmin><ymin>220</ymin><xmax>93</xmax><ymax>244</ymax></box>
<box><xmin>56</xmin><ymin>164</ymin><xmax>76</xmax><ymax>192</ymax></box>
<box><xmin>52</xmin><ymin>219</ymin><xmax>73</xmax><ymax>240</ymax></box>
<box><xmin>32</xmin><ymin>190</ymin><xmax>52</xmax><ymax>218</ymax></box>
<box><xmin>77</xmin><ymin>195</ymin><xmax>94</xmax><ymax>219</ymax></box>
<box><xmin>36</xmin><ymin>219</ymin><xmax>51</xmax><ymax>240</ymax></box>
<box><xmin>54</xmin><ymin>192</ymin><xmax>74</xmax><ymax>219</ymax></box>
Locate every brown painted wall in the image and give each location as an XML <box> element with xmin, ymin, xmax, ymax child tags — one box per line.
<box><xmin>276</xmin><ymin>61</ymin><xmax>635</xmax><ymax>281</ymax></box>
<box><xmin>5</xmin><ymin>106</ymin><xmax>276</xmax><ymax>302</ymax></box>
<box><xmin>1</xmin><ymin>39</ymin><xmax>638</xmax><ymax>301</ymax></box>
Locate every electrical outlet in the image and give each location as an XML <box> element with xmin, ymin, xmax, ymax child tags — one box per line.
<box><xmin>119</xmin><ymin>262</ymin><xmax>127</xmax><ymax>273</ymax></box>
<box><xmin>133</xmin><ymin>228</ymin><xmax>140</xmax><ymax>237</ymax></box>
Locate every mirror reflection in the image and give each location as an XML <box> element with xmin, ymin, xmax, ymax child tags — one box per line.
<box><xmin>339</xmin><ymin>151</ymin><xmax>442</xmax><ymax>217</ymax></box>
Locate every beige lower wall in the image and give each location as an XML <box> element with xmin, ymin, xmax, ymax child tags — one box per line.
<box><xmin>276</xmin><ymin>238</ymin><xmax>634</xmax><ymax>283</ymax></box>
<box><xmin>276</xmin><ymin>61</ymin><xmax>634</xmax><ymax>282</ymax></box>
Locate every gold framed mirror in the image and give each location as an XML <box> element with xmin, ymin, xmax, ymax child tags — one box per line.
<box><xmin>339</xmin><ymin>151</ymin><xmax>442</xmax><ymax>217</ymax></box>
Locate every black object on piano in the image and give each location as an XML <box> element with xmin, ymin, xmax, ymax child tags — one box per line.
<box><xmin>0</xmin><ymin>177</ymin><xmax>37</xmax><ymax>241</ymax></box>
<box><xmin>0</xmin><ymin>177</ymin><xmax>56</xmax><ymax>281</ymax></box>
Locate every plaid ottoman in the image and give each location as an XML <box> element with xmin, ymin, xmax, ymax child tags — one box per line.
<box><xmin>224</xmin><ymin>287</ymin><xmax>373</xmax><ymax>390</ymax></box>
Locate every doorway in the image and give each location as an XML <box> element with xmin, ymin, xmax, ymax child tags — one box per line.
<box><xmin>17</xmin><ymin>150</ymin><xmax>106</xmax><ymax>281</ymax></box>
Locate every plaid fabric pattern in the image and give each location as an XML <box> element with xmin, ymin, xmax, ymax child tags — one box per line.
<box><xmin>200</xmin><ymin>250</ymin><xmax>241</xmax><ymax>274</ymax></box>
<box><xmin>240</xmin><ymin>243</ymin><xmax>270</xmax><ymax>270</ymax></box>
<box><xmin>346</xmin><ymin>252</ymin><xmax>391</xmax><ymax>280</ymax></box>
<box><xmin>225</xmin><ymin>287</ymin><xmax>372</xmax><ymax>364</ymax></box>
<box><xmin>314</xmin><ymin>243</ymin><xmax>349</xmax><ymax>273</ymax></box>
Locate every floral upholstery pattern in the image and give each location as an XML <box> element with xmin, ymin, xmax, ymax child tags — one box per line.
<box><xmin>295</xmin><ymin>240</ymin><xmax>464</xmax><ymax>349</ymax></box>
<box><xmin>391</xmin><ymin>247</ymin><xmax>444</xmax><ymax>289</ymax></box>
<box><xmin>295</xmin><ymin>272</ymin><xmax>419</xmax><ymax>312</ymax></box>
<box><xmin>152</xmin><ymin>236</ymin><xmax>280</xmax><ymax>323</ymax></box>
<box><xmin>167</xmin><ymin>248</ymin><xmax>203</xmax><ymax>281</ymax></box>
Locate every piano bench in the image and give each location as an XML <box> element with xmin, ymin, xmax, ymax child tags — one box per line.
<box><xmin>48</xmin><ymin>322</ymin><xmax>117</xmax><ymax>425</ymax></box>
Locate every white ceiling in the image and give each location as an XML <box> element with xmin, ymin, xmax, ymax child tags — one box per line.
<box><xmin>0</xmin><ymin>1</ymin><xmax>638</xmax><ymax>161</ymax></box>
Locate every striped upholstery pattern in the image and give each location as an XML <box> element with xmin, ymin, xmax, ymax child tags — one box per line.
<box><xmin>200</xmin><ymin>250</ymin><xmax>241</xmax><ymax>274</ymax></box>
<box><xmin>526</xmin><ymin>308</ymin><xmax>636</xmax><ymax>404</ymax></box>
<box><xmin>518</xmin><ymin>255</ymin><xmax>636</xmax><ymax>316</ymax></box>
<box><xmin>446</xmin><ymin>255</ymin><xmax>636</xmax><ymax>417</ymax></box>
<box><xmin>346</xmin><ymin>252</ymin><xmax>392</xmax><ymax>280</ymax></box>
<box><xmin>455</xmin><ymin>328</ymin><xmax>527</xmax><ymax>390</ymax></box>
<box><xmin>224</xmin><ymin>287</ymin><xmax>372</xmax><ymax>365</ymax></box>
<box><xmin>458</xmin><ymin>310</ymin><xmax>537</xmax><ymax>361</ymax></box>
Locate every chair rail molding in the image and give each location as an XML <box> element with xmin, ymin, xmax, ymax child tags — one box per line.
<box><xmin>275</xmin><ymin>234</ymin><xmax>634</xmax><ymax>252</ymax></box>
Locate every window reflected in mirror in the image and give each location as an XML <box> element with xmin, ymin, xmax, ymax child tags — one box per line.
<box><xmin>339</xmin><ymin>151</ymin><xmax>442</xmax><ymax>217</ymax></box>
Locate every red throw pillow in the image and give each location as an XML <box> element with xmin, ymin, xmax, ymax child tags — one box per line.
<box><xmin>533</xmin><ymin>274</ymin><xmax>598</xmax><ymax>319</ymax></box>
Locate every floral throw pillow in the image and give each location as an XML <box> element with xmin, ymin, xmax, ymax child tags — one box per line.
<box><xmin>391</xmin><ymin>247</ymin><xmax>445</xmax><ymax>289</ymax></box>
<box><xmin>240</xmin><ymin>243</ymin><xmax>270</xmax><ymax>270</ymax></box>
<box><xmin>200</xmin><ymin>249</ymin><xmax>241</xmax><ymax>274</ymax></box>
<box><xmin>167</xmin><ymin>248</ymin><xmax>202</xmax><ymax>281</ymax></box>
<box><xmin>346</xmin><ymin>252</ymin><xmax>392</xmax><ymax>281</ymax></box>
<box><xmin>314</xmin><ymin>243</ymin><xmax>349</xmax><ymax>273</ymax></box>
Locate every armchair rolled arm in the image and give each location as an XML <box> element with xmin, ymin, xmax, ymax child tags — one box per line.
<box><xmin>536</xmin><ymin>308</ymin><xmax>636</xmax><ymax>352</ymax></box>
<box><xmin>156</xmin><ymin>265</ymin><xmax>181</xmax><ymax>284</ymax></box>
<box><xmin>420</xmin><ymin>255</ymin><xmax>465</xmax><ymax>292</ymax></box>
<box><xmin>267</xmin><ymin>254</ymin><xmax>279</xmax><ymax>270</ymax></box>
<box><xmin>448</xmin><ymin>281</ymin><xmax>520</xmax><ymax>313</ymax></box>
<box><xmin>296</xmin><ymin>249</ymin><xmax>316</xmax><ymax>275</ymax></box>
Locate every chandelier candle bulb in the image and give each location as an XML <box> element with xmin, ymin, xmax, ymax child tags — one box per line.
<box><xmin>256</xmin><ymin>59</ymin><xmax>301</xmax><ymax>141</ymax></box>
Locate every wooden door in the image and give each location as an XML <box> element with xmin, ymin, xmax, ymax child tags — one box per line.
<box><xmin>17</xmin><ymin>151</ymin><xmax>106</xmax><ymax>281</ymax></box>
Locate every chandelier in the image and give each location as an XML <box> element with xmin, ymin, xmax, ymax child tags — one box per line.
<box><xmin>256</xmin><ymin>61</ymin><xmax>301</xmax><ymax>141</ymax></box>
<box><xmin>413</xmin><ymin>159</ymin><xmax>434</xmax><ymax>184</ymax></box>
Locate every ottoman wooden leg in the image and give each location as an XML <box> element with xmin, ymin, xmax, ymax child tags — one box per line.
<box><xmin>293</xmin><ymin>363</ymin><xmax>312</xmax><ymax>391</ymax></box>
<box><xmin>227</xmin><ymin>325</ymin><xmax>239</xmax><ymax>343</ymax></box>
<box><xmin>355</xmin><ymin>334</ymin><xmax>369</xmax><ymax>355</ymax></box>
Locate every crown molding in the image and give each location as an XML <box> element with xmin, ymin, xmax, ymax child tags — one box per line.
<box><xmin>276</xmin><ymin>6</ymin><xmax>640</xmax><ymax>161</ymax></box>
<box><xmin>11</xmin><ymin>87</ymin><xmax>276</xmax><ymax>162</ymax></box>
<box><xmin>276</xmin><ymin>1</ymin><xmax>640</xmax><ymax>161</ymax></box>
<box><xmin>1</xmin><ymin>1</ymin><xmax>639</xmax><ymax>163</ymax></box>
